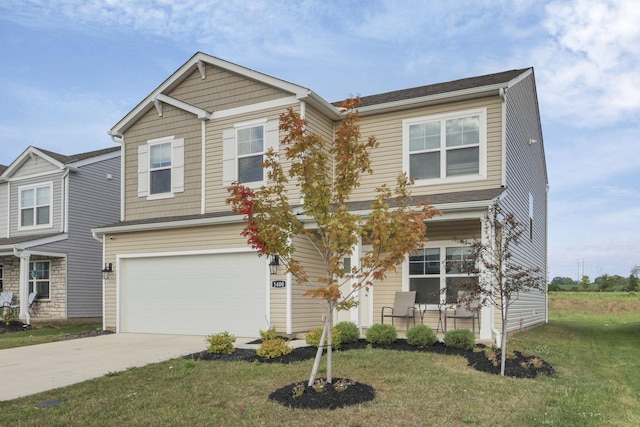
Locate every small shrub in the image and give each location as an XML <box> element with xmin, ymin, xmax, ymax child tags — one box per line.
<box><xmin>256</xmin><ymin>338</ymin><xmax>292</xmax><ymax>359</ymax></box>
<box><xmin>406</xmin><ymin>324</ymin><xmax>437</xmax><ymax>347</ymax></box>
<box><xmin>365</xmin><ymin>323</ymin><xmax>397</xmax><ymax>345</ymax></box>
<box><xmin>312</xmin><ymin>378</ymin><xmax>326</xmax><ymax>392</ymax></box>
<box><xmin>443</xmin><ymin>329</ymin><xmax>475</xmax><ymax>350</ymax></box>
<box><xmin>305</xmin><ymin>327</ymin><xmax>342</xmax><ymax>349</ymax></box>
<box><xmin>205</xmin><ymin>331</ymin><xmax>236</xmax><ymax>355</ymax></box>
<box><xmin>259</xmin><ymin>327</ymin><xmax>278</xmax><ymax>340</ymax></box>
<box><xmin>485</xmin><ymin>347</ymin><xmax>499</xmax><ymax>367</ymax></box>
<box><xmin>335</xmin><ymin>321</ymin><xmax>360</xmax><ymax>344</ymax></box>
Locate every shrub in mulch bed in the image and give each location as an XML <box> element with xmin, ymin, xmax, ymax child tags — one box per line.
<box><xmin>186</xmin><ymin>339</ymin><xmax>555</xmax><ymax>379</ymax></box>
<box><xmin>186</xmin><ymin>339</ymin><xmax>555</xmax><ymax>410</ymax></box>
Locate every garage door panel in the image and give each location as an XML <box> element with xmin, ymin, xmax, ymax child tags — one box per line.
<box><xmin>119</xmin><ymin>253</ymin><xmax>267</xmax><ymax>336</ymax></box>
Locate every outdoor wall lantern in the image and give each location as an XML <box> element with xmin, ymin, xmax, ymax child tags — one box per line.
<box><xmin>269</xmin><ymin>255</ymin><xmax>280</xmax><ymax>275</ymax></box>
<box><xmin>102</xmin><ymin>263</ymin><xmax>113</xmax><ymax>280</ymax></box>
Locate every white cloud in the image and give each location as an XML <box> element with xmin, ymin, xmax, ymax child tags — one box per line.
<box><xmin>536</xmin><ymin>0</ymin><xmax>640</xmax><ymax>126</ymax></box>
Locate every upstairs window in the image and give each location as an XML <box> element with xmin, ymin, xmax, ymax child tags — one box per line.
<box><xmin>222</xmin><ymin>119</ymin><xmax>279</xmax><ymax>187</ymax></box>
<box><xmin>404</xmin><ymin>109</ymin><xmax>486</xmax><ymax>185</ymax></box>
<box><xmin>149</xmin><ymin>142</ymin><xmax>172</xmax><ymax>194</ymax></box>
<box><xmin>137</xmin><ymin>136</ymin><xmax>184</xmax><ymax>199</ymax></box>
<box><xmin>19</xmin><ymin>183</ymin><xmax>52</xmax><ymax>229</ymax></box>
<box><xmin>236</xmin><ymin>125</ymin><xmax>264</xmax><ymax>183</ymax></box>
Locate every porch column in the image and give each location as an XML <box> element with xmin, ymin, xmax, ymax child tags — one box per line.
<box><xmin>479</xmin><ymin>215</ymin><xmax>493</xmax><ymax>341</ymax></box>
<box><xmin>14</xmin><ymin>249</ymin><xmax>31</xmax><ymax>324</ymax></box>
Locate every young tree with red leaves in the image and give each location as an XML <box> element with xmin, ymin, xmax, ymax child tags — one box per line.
<box><xmin>227</xmin><ymin>98</ymin><xmax>438</xmax><ymax>385</ymax></box>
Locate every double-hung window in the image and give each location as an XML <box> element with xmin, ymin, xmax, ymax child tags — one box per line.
<box><xmin>236</xmin><ymin>124</ymin><xmax>264</xmax><ymax>183</ymax></box>
<box><xmin>222</xmin><ymin>119</ymin><xmax>279</xmax><ymax>187</ymax></box>
<box><xmin>29</xmin><ymin>261</ymin><xmax>50</xmax><ymax>300</ymax></box>
<box><xmin>404</xmin><ymin>108</ymin><xmax>486</xmax><ymax>184</ymax></box>
<box><xmin>409</xmin><ymin>245</ymin><xmax>476</xmax><ymax>306</ymax></box>
<box><xmin>19</xmin><ymin>183</ymin><xmax>52</xmax><ymax>229</ymax></box>
<box><xmin>137</xmin><ymin>136</ymin><xmax>184</xmax><ymax>199</ymax></box>
<box><xmin>149</xmin><ymin>142</ymin><xmax>172</xmax><ymax>195</ymax></box>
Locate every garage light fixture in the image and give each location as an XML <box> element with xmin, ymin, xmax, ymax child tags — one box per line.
<box><xmin>269</xmin><ymin>255</ymin><xmax>279</xmax><ymax>275</ymax></box>
<box><xmin>102</xmin><ymin>263</ymin><xmax>113</xmax><ymax>280</ymax></box>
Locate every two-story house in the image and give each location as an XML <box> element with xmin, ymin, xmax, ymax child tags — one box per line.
<box><xmin>0</xmin><ymin>146</ymin><xmax>120</xmax><ymax>321</ymax></box>
<box><xmin>93</xmin><ymin>52</ymin><xmax>547</xmax><ymax>344</ymax></box>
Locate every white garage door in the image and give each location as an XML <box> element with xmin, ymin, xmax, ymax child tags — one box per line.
<box><xmin>119</xmin><ymin>252</ymin><xmax>267</xmax><ymax>336</ymax></box>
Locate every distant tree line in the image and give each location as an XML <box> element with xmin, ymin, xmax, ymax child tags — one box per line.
<box><xmin>549</xmin><ymin>265</ymin><xmax>640</xmax><ymax>292</ymax></box>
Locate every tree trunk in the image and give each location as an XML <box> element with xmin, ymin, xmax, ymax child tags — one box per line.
<box><xmin>326</xmin><ymin>305</ymin><xmax>333</xmax><ymax>383</ymax></box>
<box><xmin>500</xmin><ymin>302</ymin><xmax>509</xmax><ymax>376</ymax></box>
<box><xmin>308</xmin><ymin>321</ymin><xmax>327</xmax><ymax>386</ymax></box>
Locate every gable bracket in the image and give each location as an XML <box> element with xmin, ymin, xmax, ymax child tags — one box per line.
<box><xmin>153</xmin><ymin>98</ymin><xmax>163</xmax><ymax>117</ymax></box>
<box><xmin>153</xmin><ymin>94</ymin><xmax>211</xmax><ymax>120</ymax></box>
<box><xmin>197</xmin><ymin>60</ymin><xmax>206</xmax><ymax>79</ymax></box>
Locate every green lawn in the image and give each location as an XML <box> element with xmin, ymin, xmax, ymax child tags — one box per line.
<box><xmin>0</xmin><ymin>318</ymin><xmax>102</xmax><ymax>350</ymax></box>
<box><xmin>0</xmin><ymin>294</ymin><xmax>638</xmax><ymax>426</ymax></box>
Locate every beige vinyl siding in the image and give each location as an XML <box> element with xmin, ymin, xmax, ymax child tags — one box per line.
<box><xmin>169</xmin><ymin>65</ymin><xmax>291</xmax><ymax>112</ymax></box>
<box><xmin>123</xmin><ymin>104</ymin><xmax>202</xmax><ymax>221</ymax></box>
<box><xmin>353</xmin><ymin>96</ymin><xmax>504</xmax><ymax>201</ymax></box>
<box><xmin>102</xmin><ymin>222</ymin><xmax>254</xmax><ymax>329</ymax></box>
<box><xmin>372</xmin><ymin>267</ymin><xmax>405</xmax><ymax>330</ymax></box>
<box><xmin>424</xmin><ymin>219</ymin><xmax>481</xmax><ymax>241</ymax></box>
<box><xmin>268</xmin><ymin>270</ymin><xmax>287</xmax><ymax>333</ymax></box>
<box><xmin>288</xmin><ymin>235</ymin><xmax>326</xmax><ymax>334</ymax></box>
<box><xmin>204</xmin><ymin>103</ymin><xmax>300</xmax><ymax>212</ymax></box>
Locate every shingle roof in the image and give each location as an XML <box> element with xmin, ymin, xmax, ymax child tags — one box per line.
<box><xmin>0</xmin><ymin>233</ymin><xmax>65</xmax><ymax>248</ymax></box>
<box><xmin>35</xmin><ymin>146</ymin><xmax>120</xmax><ymax>164</ymax></box>
<box><xmin>96</xmin><ymin>188</ymin><xmax>504</xmax><ymax>231</ymax></box>
<box><xmin>347</xmin><ymin>68</ymin><xmax>529</xmax><ymax>108</ymax></box>
<box><xmin>0</xmin><ymin>165</ymin><xmax>6</xmax><ymax>174</ymax></box>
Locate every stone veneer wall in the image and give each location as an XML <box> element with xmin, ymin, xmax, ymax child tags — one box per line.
<box><xmin>0</xmin><ymin>255</ymin><xmax>67</xmax><ymax>319</ymax></box>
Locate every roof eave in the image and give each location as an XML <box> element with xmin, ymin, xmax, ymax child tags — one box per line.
<box><xmin>357</xmin><ymin>83</ymin><xmax>507</xmax><ymax>116</ymax></box>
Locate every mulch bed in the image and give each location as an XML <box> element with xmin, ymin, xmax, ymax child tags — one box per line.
<box><xmin>186</xmin><ymin>339</ymin><xmax>555</xmax><ymax>409</ymax></box>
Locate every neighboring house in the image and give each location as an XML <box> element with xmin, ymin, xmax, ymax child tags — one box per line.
<box><xmin>93</xmin><ymin>52</ymin><xmax>547</xmax><ymax>344</ymax></box>
<box><xmin>0</xmin><ymin>146</ymin><xmax>120</xmax><ymax>321</ymax></box>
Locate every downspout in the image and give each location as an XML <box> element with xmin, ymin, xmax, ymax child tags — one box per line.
<box><xmin>13</xmin><ymin>247</ymin><xmax>31</xmax><ymax>325</ymax></box>
<box><xmin>201</xmin><ymin>120</ymin><xmax>206</xmax><ymax>215</ymax></box>
<box><xmin>61</xmin><ymin>168</ymin><xmax>70</xmax><ymax>233</ymax></box>
<box><xmin>110</xmin><ymin>133</ymin><xmax>125</xmax><ymax>222</ymax></box>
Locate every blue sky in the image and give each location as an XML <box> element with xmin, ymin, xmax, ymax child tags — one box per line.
<box><xmin>1</xmin><ymin>0</ymin><xmax>638</xmax><ymax>280</ymax></box>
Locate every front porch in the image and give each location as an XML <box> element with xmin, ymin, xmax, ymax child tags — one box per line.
<box><xmin>0</xmin><ymin>254</ymin><xmax>67</xmax><ymax>322</ymax></box>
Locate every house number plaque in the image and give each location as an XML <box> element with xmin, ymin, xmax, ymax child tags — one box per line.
<box><xmin>271</xmin><ymin>280</ymin><xmax>286</xmax><ymax>288</ymax></box>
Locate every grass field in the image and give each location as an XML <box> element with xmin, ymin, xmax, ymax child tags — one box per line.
<box><xmin>0</xmin><ymin>293</ymin><xmax>638</xmax><ymax>426</ymax></box>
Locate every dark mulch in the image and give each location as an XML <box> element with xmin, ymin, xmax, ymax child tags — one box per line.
<box><xmin>0</xmin><ymin>320</ymin><xmax>32</xmax><ymax>333</ymax></box>
<box><xmin>269</xmin><ymin>378</ymin><xmax>375</xmax><ymax>410</ymax></box>
<box><xmin>186</xmin><ymin>339</ymin><xmax>555</xmax><ymax>409</ymax></box>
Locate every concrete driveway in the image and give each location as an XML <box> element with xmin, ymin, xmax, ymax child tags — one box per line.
<box><xmin>0</xmin><ymin>333</ymin><xmax>210</xmax><ymax>402</ymax></box>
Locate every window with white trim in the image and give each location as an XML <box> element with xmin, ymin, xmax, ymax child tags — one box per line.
<box><xmin>137</xmin><ymin>136</ymin><xmax>184</xmax><ymax>199</ymax></box>
<box><xmin>222</xmin><ymin>119</ymin><xmax>279</xmax><ymax>186</ymax></box>
<box><xmin>19</xmin><ymin>183</ymin><xmax>52</xmax><ymax>229</ymax></box>
<box><xmin>404</xmin><ymin>108</ymin><xmax>486</xmax><ymax>184</ymax></box>
<box><xmin>237</xmin><ymin>124</ymin><xmax>264</xmax><ymax>183</ymax></box>
<box><xmin>29</xmin><ymin>261</ymin><xmax>50</xmax><ymax>300</ymax></box>
<box><xmin>409</xmin><ymin>245</ymin><xmax>476</xmax><ymax>305</ymax></box>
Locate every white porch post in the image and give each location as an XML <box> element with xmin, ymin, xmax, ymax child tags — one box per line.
<box><xmin>15</xmin><ymin>250</ymin><xmax>31</xmax><ymax>324</ymax></box>
<box><xmin>479</xmin><ymin>215</ymin><xmax>493</xmax><ymax>341</ymax></box>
